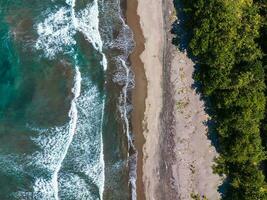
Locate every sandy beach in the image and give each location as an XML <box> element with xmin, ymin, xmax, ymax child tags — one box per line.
<box><xmin>136</xmin><ymin>0</ymin><xmax>165</xmax><ymax>199</ymax></box>
<box><xmin>127</xmin><ymin>0</ymin><xmax>222</xmax><ymax>199</ymax></box>
<box><xmin>126</xmin><ymin>0</ymin><xmax>146</xmax><ymax>199</ymax></box>
<box><xmin>126</xmin><ymin>0</ymin><xmax>164</xmax><ymax>198</ymax></box>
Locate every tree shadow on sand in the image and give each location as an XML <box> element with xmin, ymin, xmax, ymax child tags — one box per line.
<box><xmin>171</xmin><ymin>0</ymin><xmax>228</xmax><ymax>196</ymax></box>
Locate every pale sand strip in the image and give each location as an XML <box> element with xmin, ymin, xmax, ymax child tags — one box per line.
<box><xmin>170</xmin><ymin>51</ymin><xmax>221</xmax><ymax>200</ymax></box>
<box><xmin>136</xmin><ymin>0</ymin><xmax>222</xmax><ymax>199</ymax></box>
<box><xmin>136</xmin><ymin>0</ymin><xmax>164</xmax><ymax>199</ymax></box>
<box><xmin>165</xmin><ymin>2</ymin><xmax>222</xmax><ymax>199</ymax></box>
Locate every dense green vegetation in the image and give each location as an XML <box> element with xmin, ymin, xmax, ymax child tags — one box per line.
<box><xmin>259</xmin><ymin>0</ymin><xmax>267</xmax><ymax>140</ymax></box>
<box><xmin>173</xmin><ymin>0</ymin><xmax>267</xmax><ymax>199</ymax></box>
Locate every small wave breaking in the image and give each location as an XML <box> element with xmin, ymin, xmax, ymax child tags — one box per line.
<box><xmin>104</xmin><ymin>0</ymin><xmax>137</xmax><ymax>199</ymax></box>
<box><xmin>12</xmin><ymin>0</ymin><xmax>107</xmax><ymax>199</ymax></box>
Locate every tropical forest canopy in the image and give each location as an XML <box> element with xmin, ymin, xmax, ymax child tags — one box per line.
<box><xmin>174</xmin><ymin>0</ymin><xmax>267</xmax><ymax>199</ymax></box>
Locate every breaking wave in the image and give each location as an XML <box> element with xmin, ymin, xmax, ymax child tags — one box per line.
<box><xmin>102</xmin><ymin>0</ymin><xmax>137</xmax><ymax>199</ymax></box>
<box><xmin>14</xmin><ymin>0</ymin><xmax>106</xmax><ymax>199</ymax></box>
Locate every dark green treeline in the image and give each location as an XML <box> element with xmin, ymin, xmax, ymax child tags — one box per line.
<box><xmin>173</xmin><ymin>0</ymin><xmax>267</xmax><ymax>199</ymax></box>
<box><xmin>259</xmin><ymin>0</ymin><xmax>267</xmax><ymax>151</ymax></box>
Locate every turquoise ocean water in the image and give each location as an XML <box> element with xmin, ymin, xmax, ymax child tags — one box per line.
<box><xmin>0</xmin><ymin>0</ymin><xmax>136</xmax><ymax>199</ymax></box>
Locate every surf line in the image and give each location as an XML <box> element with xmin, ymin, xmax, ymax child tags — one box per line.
<box><xmin>51</xmin><ymin>65</ymin><xmax>81</xmax><ymax>200</ymax></box>
<box><xmin>49</xmin><ymin>2</ymin><xmax>80</xmax><ymax>199</ymax></box>
<box><xmin>116</xmin><ymin>1</ymin><xmax>137</xmax><ymax>198</ymax></box>
<box><xmin>50</xmin><ymin>0</ymin><xmax>107</xmax><ymax>199</ymax></box>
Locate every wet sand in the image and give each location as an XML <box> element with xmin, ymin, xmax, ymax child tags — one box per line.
<box><xmin>126</xmin><ymin>0</ymin><xmax>146</xmax><ymax>199</ymax></box>
<box><xmin>128</xmin><ymin>0</ymin><xmax>165</xmax><ymax>199</ymax></box>
<box><xmin>127</xmin><ymin>0</ymin><xmax>222</xmax><ymax>199</ymax></box>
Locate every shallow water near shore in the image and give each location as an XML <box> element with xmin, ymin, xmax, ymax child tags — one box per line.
<box><xmin>0</xmin><ymin>0</ymin><xmax>135</xmax><ymax>199</ymax></box>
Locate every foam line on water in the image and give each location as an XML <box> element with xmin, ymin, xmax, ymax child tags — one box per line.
<box><xmin>35</xmin><ymin>7</ymin><xmax>76</xmax><ymax>58</ymax></box>
<box><xmin>119</xmin><ymin>58</ymin><xmax>131</xmax><ymax>147</ymax></box>
<box><xmin>56</xmin><ymin>76</ymin><xmax>105</xmax><ymax>200</ymax></box>
<box><xmin>35</xmin><ymin>0</ymin><xmax>107</xmax><ymax>71</ymax></box>
<box><xmin>104</xmin><ymin>0</ymin><xmax>137</xmax><ymax>197</ymax></box>
<box><xmin>32</xmin><ymin>0</ymin><xmax>107</xmax><ymax>198</ymax></box>
<box><xmin>16</xmin><ymin>66</ymin><xmax>81</xmax><ymax>200</ymax></box>
<box><xmin>111</xmin><ymin>1</ymin><xmax>136</xmax><ymax>199</ymax></box>
<box><xmin>68</xmin><ymin>1</ymin><xmax>105</xmax><ymax>198</ymax></box>
<box><xmin>74</xmin><ymin>0</ymin><xmax>107</xmax><ymax>71</ymax></box>
<box><xmin>118</xmin><ymin>58</ymin><xmax>136</xmax><ymax>200</ymax></box>
<box><xmin>99</xmin><ymin>97</ymin><xmax>105</xmax><ymax>200</ymax></box>
<box><xmin>23</xmin><ymin>66</ymin><xmax>105</xmax><ymax>199</ymax></box>
<box><xmin>52</xmin><ymin>65</ymin><xmax>81</xmax><ymax>200</ymax></box>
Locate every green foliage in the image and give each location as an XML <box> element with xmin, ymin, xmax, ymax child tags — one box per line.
<box><xmin>191</xmin><ymin>193</ymin><xmax>208</xmax><ymax>200</ymax></box>
<box><xmin>174</xmin><ymin>0</ymin><xmax>267</xmax><ymax>199</ymax></box>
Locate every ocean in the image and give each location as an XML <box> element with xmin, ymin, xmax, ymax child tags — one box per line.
<box><xmin>0</xmin><ymin>0</ymin><xmax>136</xmax><ymax>199</ymax></box>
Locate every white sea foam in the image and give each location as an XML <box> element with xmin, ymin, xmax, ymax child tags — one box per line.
<box><xmin>106</xmin><ymin>1</ymin><xmax>136</xmax><ymax>198</ymax></box>
<box><xmin>59</xmin><ymin>173</ymin><xmax>94</xmax><ymax>199</ymax></box>
<box><xmin>17</xmin><ymin>66</ymin><xmax>81</xmax><ymax>200</ymax></box>
<box><xmin>35</xmin><ymin>7</ymin><xmax>76</xmax><ymax>58</ymax></box>
<box><xmin>118</xmin><ymin>58</ymin><xmax>136</xmax><ymax>200</ymax></box>
<box><xmin>58</xmin><ymin>77</ymin><xmax>105</xmax><ymax>200</ymax></box>
<box><xmin>116</xmin><ymin>3</ymin><xmax>137</xmax><ymax>199</ymax></box>
<box><xmin>35</xmin><ymin>0</ymin><xmax>107</xmax><ymax>71</ymax></box>
<box><xmin>112</xmin><ymin>56</ymin><xmax>136</xmax><ymax>200</ymax></box>
<box><xmin>51</xmin><ymin>66</ymin><xmax>81</xmax><ymax>200</ymax></box>
<box><xmin>19</xmin><ymin>71</ymin><xmax>105</xmax><ymax>200</ymax></box>
<box><xmin>75</xmin><ymin>0</ymin><xmax>107</xmax><ymax>71</ymax></box>
<box><xmin>32</xmin><ymin>0</ymin><xmax>137</xmax><ymax>199</ymax></box>
<box><xmin>75</xmin><ymin>1</ymin><xmax>102</xmax><ymax>52</ymax></box>
<box><xmin>119</xmin><ymin>58</ymin><xmax>131</xmax><ymax>146</ymax></box>
<box><xmin>27</xmin><ymin>0</ymin><xmax>106</xmax><ymax>199</ymax></box>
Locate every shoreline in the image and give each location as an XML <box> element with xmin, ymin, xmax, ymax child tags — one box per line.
<box><xmin>127</xmin><ymin>0</ymin><xmax>221</xmax><ymax>199</ymax></box>
<box><xmin>129</xmin><ymin>0</ymin><xmax>165</xmax><ymax>199</ymax></box>
<box><xmin>126</xmin><ymin>0</ymin><xmax>166</xmax><ymax>198</ymax></box>
<box><xmin>125</xmin><ymin>0</ymin><xmax>146</xmax><ymax>199</ymax></box>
